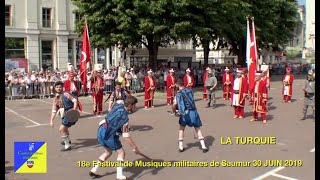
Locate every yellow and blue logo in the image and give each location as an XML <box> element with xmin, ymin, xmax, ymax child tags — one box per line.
<box><xmin>14</xmin><ymin>142</ymin><xmax>47</xmax><ymax>173</ymax></box>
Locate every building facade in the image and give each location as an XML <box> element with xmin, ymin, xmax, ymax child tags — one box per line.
<box><xmin>5</xmin><ymin>0</ymin><xmax>197</xmax><ymax>72</ymax></box>
<box><xmin>5</xmin><ymin>0</ymin><xmax>83</xmax><ymax>71</ymax></box>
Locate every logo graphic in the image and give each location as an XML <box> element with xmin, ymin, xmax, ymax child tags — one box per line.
<box><xmin>29</xmin><ymin>143</ymin><xmax>34</xmax><ymax>151</ymax></box>
<box><xmin>14</xmin><ymin>142</ymin><xmax>47</xmax><ymax>173</ymax></box>
<box><xmin>27</xmin><ymin>161</ymin><xmax>34</xmax><ymax>168</ymax></box>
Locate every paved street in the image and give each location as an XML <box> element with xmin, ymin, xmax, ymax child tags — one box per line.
<box><xmin>5</xmin><ymin>75</ymin><xmax>315</xmax><ymax>180</ymax></box>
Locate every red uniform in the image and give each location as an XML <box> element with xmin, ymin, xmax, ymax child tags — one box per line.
<box><xmin>183</xmin><ymin>75</ymin><xmax>194</xmax><ymax>90</ymax></box>
<box><xmin>252</xmin><ymin>78</ymin><xmax>268</xmax><ymax>121</ymax></box>
<box><xmin>64</xmin><ymin>71</ymin><xmax>83</xmax><ymax>111</ymax></box>
<box><xmin>261</xmin><ymin>76</ymin><xmax>270</xmax><ymax>90</ymax></box>
<box><xmin>222</xmin><ymin>72</ymin><xmax>234</xmax><ymax>100</ymax></box>
<box><xmin>144</xmin><ymin>75</ymin><xmax>157</xmax><ymax>108</ymax></box>
<box><xmin>91</xmin><ymin>76</ymin><xmax>104</xmax><ymax>114</ymax></box>
<box><xmin>231</xmin><ymin>75</ymin><xmax>248</xmax><ymax>118</ymax></box>
<box><xmin>64</xmin><ymin>80</ymin><xmax>79</xmax><ymax>96</ymax></box>
<box><xmin>166</xmin><ymin>74</ymin><xmax>177</xmax><ymax>105</ymax></box>
<box><xmin>282</xmin><ymin>73</ymin><xmax>294</xmax><ymax>102</ymax></box>
<box><xmin>203</xmin><ymin>72</ymin><xmax>208</xmax><ymax>100</ymax></box>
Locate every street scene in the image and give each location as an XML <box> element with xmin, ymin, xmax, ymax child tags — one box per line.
<box><xmin>5</xmin><ymin>0</ymin><xmax>315</xmax><ymax>179</ymax></box>
<box><xmin>5</xmin><ymin>75</ymin><xmax>315</xmax><ymax>180</ymax></box>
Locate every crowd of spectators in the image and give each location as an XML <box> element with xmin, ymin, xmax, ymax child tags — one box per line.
<box><xmin>5</xmin><ymin>62</ymin><xmax>314</xmax><ymax>100</ymax></box>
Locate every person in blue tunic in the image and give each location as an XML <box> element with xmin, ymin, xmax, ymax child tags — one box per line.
<box><xmin>49</xmin><ymin>81</ymin><xmax>78</xmax><ymax>151</ymax></box>
<box><xmin>173</xmin><ymin>78</ymin><xmax>208</xmax><ymax>153</ymax></box>
<box><xmin>89</xmin><ymin>96</ymin><xmax>140</xmax><ymax>180</ymax></box>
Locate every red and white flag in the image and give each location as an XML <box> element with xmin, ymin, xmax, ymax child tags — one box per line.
<box><xmin>246</xmin><ymin>18</ymin><xmax>251</xmax><ymax>70</ymax></box>
<box><xmin>79</xmin><ymin>19</ymin><xmax>91</xmax><ymax>92</ymax></box>
<box><xmin>247</xmin><ymin>18</ymin><xmax>258</xmax><ymax>93</ymax></box>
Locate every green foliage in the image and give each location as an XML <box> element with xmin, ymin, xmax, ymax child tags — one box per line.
<box><xmin>285</xmin><ymin>47</ymin><xmax>301</xmax><ymax>58</ymax></box>
<box><xmin>72</xmin><ymin>0</ymin><xmax>300</xmax><ymax>67</ymax></box>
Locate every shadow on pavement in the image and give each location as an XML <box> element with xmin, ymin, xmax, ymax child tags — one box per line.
<box><xmin>266</xmin><ymin>114</ymin><xmax>274</xmax><ymax>121</ymax></box>
<box><xmin>130</xmin><ymin>125</ymin><xmax>153</xmax><ymax>132</ymax></box>
<box><xmin>244</xmin><ymin>111</ymin><xmax>253</xmax><ymax>117</ymax></box>
<box><xmin>71</xmin><ymin>138</ymin><xmax>100</xmax><ymax>150</ymax></box>
<box><xmin>184</xmin><ymin>135</ymin><xmax>215</xmax><ymax>152</ymax></box>
<box><xmin>268</xmin><ymin>106</ymin><xmax>277</xmax><ymax>111</ymax></box>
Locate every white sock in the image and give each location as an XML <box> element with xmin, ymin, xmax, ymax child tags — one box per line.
<box><xmin>91</xmin><ymin>159</ymin><xmax>103</xmax><ymax>173</ymax></box>
<box><xmin>62</xmin><ymin>135</ymin><xmax>70</xmax><ymax>149</ymax></box>
<box><xmin>199</xmin><ymin>138</ymin><xmax>207</xmax><ymax>149</ymax></box>
<box><xmin>116</xmin><ymin>158</ymin><xmax>126</xmax><ymax>179</ymax></box>
<box><xmin>178</xmin><ymin>138</ymin><xmax>183</xmax><ymax>150</ymax></box>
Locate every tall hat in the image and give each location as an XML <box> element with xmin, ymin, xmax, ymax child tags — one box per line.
<box><xmin>255</xmin><ymin>70</ymin><xmax>263</xmax><ymax>76</ymax></box>
<box><xmin>147</xmin><ymin>69</ymin><xmax>153</xmax><ymax>73</ymax></box>
<box><xmin>67</xmin><ymin>63</ymin><xmax>74</xmax><ymax>71</ymax></box>
<box><xmin>169</xmin><ymin>68</ymin><xmax>175</xmax><ymax>73</ymax></box>
<box><xmin>225</xmin><ymin>67</ymin><xmax>230</xmax><ymax>71</ymax></box>
<box><xmin>94</xmin><ymin>64</ymin><xmax>103</xmax><ymax>72</ymax></box>
<box><xmin>236</xmin><ymin>68</ymin><xmax>245</xmax><ymax>73</ymax></box>
<box><xmin>286</xmin><ymin>67</ymin><xmax>292</xmax><ymax>72</ymax></box>
<box><xmin>186</xmin><ymin>68</ymin><xmax>191</xmax><ymax>72</ymax></box>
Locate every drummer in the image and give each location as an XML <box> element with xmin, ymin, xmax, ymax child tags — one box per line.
<box><xmin>49</xmin><ymin>81</ymin><xmax>79</xmax><ymax>151</ymax></box>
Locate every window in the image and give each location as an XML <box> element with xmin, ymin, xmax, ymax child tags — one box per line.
<box><xmin>75</xmin><ymin>12</ymin><xmax>82</xmax><ymax>24</ymax></box>
<box><xmin>41</xmin><ymin>41</ymin><xmax>53</xmax><ymax>70</ymax></box>
<box><xmin>5</xmin><ymin>38</ymin><xmax>26</xmax><ymax>59</ymax></box>
<box><xmin>5</xmin><ymin>5</ymin><xmax>11</xmax><ymax>26</ymax></box>
<box><xmin>42</xmin><ymin>8</ymin><xmax>51</xmax><ymax>28</ymax></box>
<box><xmin>97</xmin><ymin>48</ymin><xmax>106</xmax><ymax>64</ymax></box>
<box><xmin>76</xmin><ymin>41</ymin><xmax>82</xmax><ymax>66</ymax></box>
<box><xmin>68</xmin><ymin>39</ymin><xmax>74</xmax><ymax>64</ymax></box>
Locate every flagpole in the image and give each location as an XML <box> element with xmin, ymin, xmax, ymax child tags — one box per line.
<box><xmin>251</xmin><ymin>17</ymin><xmax>260</xmax><ymax>71</ymax></box>
<box><xmin>246</xmin><ymin>16</ymin><xmax>251</xmax><ymax>70</ymax></box>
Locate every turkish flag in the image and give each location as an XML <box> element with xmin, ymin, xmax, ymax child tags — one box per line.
<box><xmin>248</xmin><ymin>19</ymin><xmax>257</xmax><ymax>93</ymax></box>
<box><xmin>79</xmin><ymin>20</ymin><xmax>91</xmax><ymax>93</ymax></box>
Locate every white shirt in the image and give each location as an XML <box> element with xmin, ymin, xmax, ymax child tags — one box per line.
<box><xmin>164</xmin><ymin>71</ymin><xmax>168</xmax><ymax>80</ymax></box>
<box><xmin>233</xmin><ymin>77</ymin><xmax>241</xmax><ymax>91</ymax></box>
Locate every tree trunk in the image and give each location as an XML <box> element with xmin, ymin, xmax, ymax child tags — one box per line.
<box><xmin>146</xmin><ymin>36</ymin><xmax>159</xmax><ymax>70</ymax></box>
<box><xmin>201</xmin><ymin>39</ymin><xmax>210</xmax><ymax>67</ymax></box>
<box><xmin>237</xmin><ymin>39</ymin><xmax>246</xmax><ymax>67</ymax></box>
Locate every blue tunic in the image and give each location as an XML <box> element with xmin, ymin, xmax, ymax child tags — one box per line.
<box><xmin>61</xmin><ymin>92</ymin><xmax>76</xmax><ymax>127</ymax></box>
<box><xmin>176</xmin><ymin>88</ymin><xmax>202</xmax><ymax>128</ymax></box>
<box><xmin>97</xmin><ymin>104</ymin><xmax>129</xmax><ymax>150</ymax></box>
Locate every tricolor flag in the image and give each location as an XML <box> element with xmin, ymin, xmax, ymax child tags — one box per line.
<box><xmin>79</xmin><ymin>18</ymin><xmax>91</xmax><ymax>92</ymax></box>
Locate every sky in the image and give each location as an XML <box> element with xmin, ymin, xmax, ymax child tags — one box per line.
<box><xmin>297</xmin><ymin>0</ymin><xmax>305</xmax><ymax>5</ymax></box>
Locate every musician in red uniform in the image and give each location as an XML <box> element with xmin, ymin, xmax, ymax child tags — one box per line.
<box><xmin>183</xmin><ymin>68</ymin><xmax>194</xmax><ymax>90</ymax></box>
<box><xmin>282</xmin><ymin>67</ymin><xmax>294</xmax><ymax>103</ymax></box>
<box><xmin>166</xmin><ymin>68</ymin><xmax>177</xmax><ymax>105</ymax></box>
<box><xmin>144</xmin><ymin>69</ymin><xmax>157</xmax><ymax>109</ymax></box>
<box><xmin>222</xmin><ymin>67</ymin><xmax>233</xmax><ymax>100</ymax></box>
<box><xmin>64</xmin><ymin>70</ymin><xmax>79</xmax><ymax>96</ymax></box>
<box><xmin>230</xmin><ymin>68</ymin><xmax>248</xmax><ymax>119</ymax></box>
<box><xmin>91</xmin><ymin>70</ymin><xmax>104</xmax><ymax>115</ymax></box>
<box><xmin>203</xmin><ymin>67</ymin><xmax>210</xmax><ymax>100</ymax></box>
<box><xmin>250</xmin><ymin>70</ymin><xmax>268</xmax><ymax>124</ymax></box>
<box><xmin>63</xmin><ymin>70</ymin><xmax>83</xmax><ymax>111</ymax></box>
<box><xmin>261</xmin><ymin>70</ymin><xmax>270</xmax><ymax>91</ymax></box>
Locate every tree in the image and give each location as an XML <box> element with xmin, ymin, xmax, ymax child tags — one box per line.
<box><xmin>72</xmin><ymin>0</ymin><xmax>178</xmax><ymax>70</ymax></box>
<box><xmin>224</xmin><ymin>0</ymin><xmax>300</xmax><ymax>66</ymax></box>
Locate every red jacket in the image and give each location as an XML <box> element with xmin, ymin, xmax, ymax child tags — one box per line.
<box><xmin>183</xmin><ymin>75</ymin><xmax>194</xmax><ymax>89</ymax></box>
<box><xmin>64</xmin><ymin>80</ymin><xmax>79</xmax><ymax>96</ymax></box>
